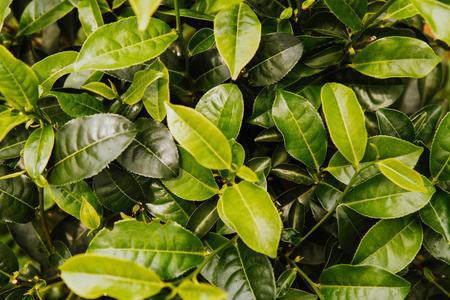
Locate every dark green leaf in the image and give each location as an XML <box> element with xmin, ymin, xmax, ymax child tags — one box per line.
<box><xmin>304</xmin><ymin>46</ymin><xmax>345</xmax><ymax>68</ymax></box>
<box><xmin>191</xmin><ymin>48</ymin><xmax>231</xmax><ymax>92</ymax></box>
<box><xmin>420</xmin><ymin>188</ymin><xmax>450</xmax><ymax>243</ymax></box>
<box><xmin>0</xmin><ymin>242</ymin><xmax>18</xmax><ymax>287</ymax></box>
<box><xmin>44</xmin><ymin>91</ymin><xmax>106</xmax><ymax>117</ymax></box>
<box><xmin>49</xmin><ymin>240</ymin><xmax>71</xmax><ymax>268</ymax></box>
<box><xmin>316</xmin><ymin>175</ymin><xmax>344</xmax><ymax>211</ymax></box>
<box><xmin>23</xmin><ymin>125</ymin><xmax>54</xmax><ymax>179</ymax></box>
<box><xmin>324</xmin><ymin>0</ymin><xmax>366</xmax><ymax>30</ymax></box>
<box><xmin>245</xmin><ymin>157</ymin><xmax>271</xmax><ymax>189</ymax></box>
<box><xmin>201</xmin><ymin>233</ymin><xmax>231</xmax><ymax>285</ymax></box>
<box><xmin>306</xmin><ymin>12</ymin><xmax>349</xmax><ymax>40</ymax></box>
<box><xmin>413</xmin><ymin>104</ymin><xmax>443</xmax><ymax>145</ymax></box>
<box><xmin>0</xmin><ymin>125</ymin><xmax>29</xmax><ymax>159</ymax></box>
<box><xmin>247</xmin><ymin>85</ymin><xmax>276</xmax><ymax>128</ymax></box>
<box><xmin>376</xmin><ymin>108</ymin><xmax>415</xmax><ymax>142</ymax></box>
<box><xmin>271</xmin><ymin>164</ymin><xmax>315</xmax><ymax>185</ymax></box>
<box><xmin>276</xmin><ymin>269</ymin><xmax>297</xmax><ymax>298</ymax></box>
<box><xmin>423</xmin><ymin>226</ymin><xmax>450</xmax><ymax>265</ymax></box>
<box><xmin>38</xmin><ymin>97</ymin><xmax>72</xmax><ymax>126</ymax></box>
<box><xmin>186</xmin><ymin>197</ymin><xmax>219</xmax><ymax>238</ymax></box>
<box><xmin>261</xmin><ymin>19</ymin><xmax>293</xmax><ymax>35</ymax></box>
<box><xmin>277</xmin><ymin>289</ymin><xmax>317</xmax><ymax>300</ymax></box>
<box><xmin>157</xmin><ymin>8</ymin><xmax>215</xmax><ymax>21</ymax></box>
<box><xmin>430</xmin><ymin>112</ymin><xmax>450</xmax><ymax>181</ymax></box>
<box><xmin>288</xmin><ymin>201</ymin><xmax>305</xmax><ymax>234</ymax></box>
<box><xmin>245</xmin><ymin>0</ymin><xmax>288</xmax><ymax>18</ymax></box>
<box><xmin>188</xmin><ymin>28</ymin><xmax>215</xmax><ymax>56</ymax></box>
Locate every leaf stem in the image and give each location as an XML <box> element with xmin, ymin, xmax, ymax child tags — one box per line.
<box><xmin>431</xmin><ymin>280</ymin><xmax>450</xmax><ymax>298</ymax></box>
<box><xmin>289</xmin><ymin>260</ymin><xmax>325</xmax><ymax>300</ymax></box>
<box><xmin>346</xmin><ymin>0</ymin><xmax>397</xmax><ymax>50</ymax></box>
<box><xmin>39</xmin><ymin>187</ymin><xmax>54</xmax><ymax>252</ymax></box>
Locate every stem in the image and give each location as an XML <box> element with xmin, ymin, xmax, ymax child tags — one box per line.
<box><xmin>346</xmin><ymin>0</ymin><xmax>397</xmax><ymax>50</ymax></box>
<box><xmin>290</xmin><ymin>260</ymin><xmax>325</xmax><ymax>300</ymax></box>
<box><xmin>431</xmin><ymin>280</ymin><xmax>450</xmax><ymax>298</ymax></box>
<box><xmin>39</xmin><ymin>187</ymin><xmax>54</xmax><ymax>252</ymax></box>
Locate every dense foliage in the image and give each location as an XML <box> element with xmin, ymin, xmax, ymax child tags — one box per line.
<box><xmin>0</xmin><ymin>0</ymin><xmax>450</xmax><ymax>299</ymax></box>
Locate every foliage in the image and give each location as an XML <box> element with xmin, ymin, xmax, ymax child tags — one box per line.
<box><xmin>0</xmin><ymin>0</ymin><xmax>450</xmax><ymax>299</ymax></box>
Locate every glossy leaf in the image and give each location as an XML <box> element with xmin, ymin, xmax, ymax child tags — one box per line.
<box><xmin>0</xmin><ymin>242</ymin><xmax>18</xmax><ymax>287</ymax></box>
<box><xmin>319</xmin><ymin>265</ymin><xmax>410</xmax><ymax>299</ymax></box>
<box><xmin>47</xmin><ymin>114</ymin><xmax>138</xmax><ymax>186</ymax></box>
<box><xmin>247</xmin><ymin>33</ymin><xmax>303</xmax><ymax>86</ymax></box>
<box><xmin>118</xmin><ymin>118</ymin><xmax>179</xmax><ymax>178</ymax></box>
<box><xmin>87</xmin><ymin>219</ymin><xmax>204</xmax><ymax>279</ymax></box>
<box><xmin>352</xmin><ymin>216</ymin><xmax>423</xmax><ymax>273</ymax></box>
<box><xmin>123</xmin><ymin>68</ymin><xmax>164</xmax><ymax>105</ymax></box>
<box><xmin>177</xmin><ymin>280</ymin><xmax>227</xmax><ymax>300</ymax></box>
<box><xmin>214</xmin><ymin>3</ymin><xmax>261</xmax><ymax>80</ymax></box>
<box><xmin>201</xmin><ymin>233</ymin><xmax>231</xmax><ymax>285</ymax></box>
<box><xmin>218</xmin><ymin>139</ymin><xmax>245</xmax><ymax>179</ymax></box>
<box><xmin>0</xmin><ymin>109</ymin><xmax>28</xmax><ymax>143</ymax></box>
<box><xmin>245</xmin><ymin>0</ymin><xmax>288</xmax><ymax>18</ymax></box>
<box><xmin>306</xmin><ymin>12</ymin><xmax>349</xmax><ymax>40</ymax></box>
<box><xmin>343</xmin><ymin>174</ymin><xmax>435</xmax><ymax>218</ymax></box>
<box><xmin>423</xmin><ymin>226</ymin><xmax>450</xmax><ymax>265</ymax></box>
<box><xmin>129</xmin><ymin>0</ymin><xmax>161</xmax><ymax>31</ymax></box>
<box><xmin>23</xmin><ymin>125</ymin><xmax>54</xmax><ymax>179</ymax></box>
<box><xmin>430</xmin><ymin>112</ymin><xmax>450</xmax><ymax>181</ymax></box>
<box><xmin>323</xmin><ymin>0</ymin><xmax>366</xmax><ymax>30</ymax></box>
<box><xmin>0</xmin><ymin>45</ymin><xmax>38</xmax><ymax>110</ymax></box>
<box><xmin>49</xmin><ymin>240</ymin><xmax>72</xmax><ymax>268</ymax></box>
<box><xmin>44</xmin><ymin>91</ymin><xmax>106</xmax><ymax>117</ymax></box>
<box><xmin>18</xmin><ymin>0</ymin><xmax>74</xmax><ymax>36</ymax></box>
<box><xmin>352</xmin><ymin>37</ymin><xmax>442</xmax><ymax>79</ymax></box>
<box><xmin>196</xmin><ymin>83</ymin><xmax>244</xmax><ymax>140</ymax></box>
<box><xmin>217</xmin><ymin>240</ymin><xmax>276</xmax><ymax>300</ymax></box>
<box><xmin>80</xmin><ymin>196</ymin><xmax>101</xmax><ymax>230</ymax></box>
<box><xmin>0</xmin><ymin>0</ymin><xmax>11</xmax><ymax>32</ymax></box>
<box><xmin>386</xmin><ymin>0</ymin><xmax>418</xmax><ymax>19</ymax></box>
<box><xmin>273</xmin><ymin>89</ymin><xmax>327</xmax><ymax>170</ymax></box>
<box><xmin>162</xmin><ymin>146</ymin><xmax>219</xmax><ymax>201</ymax></box>
<box><xmin>413</xmin><ymin>104</ymin><xmax>443</xmax><ymax>145</ymax></box>
<box><xmin>261</xmin><ymin>19</ymin><xmax>293</xmax><ymax>35</ymax></box>
<box><xmin>206</xmin><ymin>0</ymin><xmax>243</xmax><ymax>13</ymax></box>
<box><xmin>142</xmin><ymin>59</ymin><xmax>170</xmax><ymax>122</ymax></box>
<box><xmin>0</xmin><ymin>125</ymin><xmax>29</xmax><ymax>159</ymax></box>
<box><xmin>236</xmin><ymin>165</ymin><xmax>259</xmax><ymax>182</ymax></box>
<box><xmin>379</xmin><ymin>158</ymin><xmax>427</xmax><ymax>192</ymax></box>
<box><xmin>276</xmin><ymin>269</ymin><xmax>297</xmax><ymax>298</ymax></box>
<box><xmin>219</xmin><ymin>181</ymin><xmax>281</xmax><ymax>258</ymax></box>
<box><xmin>191</xmin><ymin>48</ymin><xmax>231</xmax><ymax>91</ymax></box>
<box><xmin>271</xmin><ymin>164</ymin><xmax>315</xmax><ymax>185</ymax></box>
<box><xmin>186</xmin><ymin>198</ymin><xmax>219</xmax><ymax>238</ymax></box>
<box><xmin>165</xmin><ymin>103</ymin><xmax>231</xmax><ymax>170</ymax></box>
<box><xmin>411</xmin><ymin>0</ymin><xmax>450</xmax><ymax>45</ymax></box>
<box><xmin>75</xmin><ymin>17</ymin><xmax>177</xmax><ymax>71</ymax></box>
<box><xmin>304</xmin><ymin>46</ymin><xmax>344</xmax><ymax>69</ymax></box>
<box><xmin>278</xmin><ymin>289</ymin><xmax>317</xmax><ymax>300</ymax></box>
<box><xmin>376</xmin><ymin>108</ymin><xmax>415</xmax><ymax>142</ymax></box>
<box><xmin>316</xmin><ymin>175</ymin><xmax>344</xmax><ymax>211</ymax></box>
<box><xmin>60</xmin><ymin>254</ymin><xmax>165</xmax><ymax>300</ymax></box>
<box><xmin>76</xmin><ymin>0</ymin><xmax>104</xmax><ymax>35</ymax></box>
<box><xmin>188</xmin><ymin>28</ymin><xmax>215</xmax><ymax>56</ymax></box>
<box><xmin>321</xmin><ymin>82</ymin><xmax>367</xmax><ymax>166</ymax></box>
<box><xmin>82</xmin><ymin>82</ymin><xmax>117</xmax><ymax>100</ymax></box>
<box><xmin>247</xmin><ymin>85</ymin><xmax>276</xmax><ymax>128</ymax></box>
<box><xmin>420</xmin><ymin>188</ymin><xmax>450</xmax><ymax>243</ymax></box>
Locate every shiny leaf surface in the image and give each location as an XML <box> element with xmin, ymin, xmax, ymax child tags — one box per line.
<box><xmin>323</xmin><ymin>0</ymin><xmax>366</xmax><ymax>30</ymax></box>
<box><xmin>23</xmin><ymin>125</ymin><xmax>54</xmax><ymax>179</ymax></box>
<box><xmin>420</xmin><ymin>188</ymin><xmax>450</xmax><ymax>243</ymax></box>
<box><xmin>142</xmin><ymin>59</ymin><xmax>170</xmax><ymax>122</ymax></box>
<box><xmin>430</xmin><ymin>112</ymin><xmax>450</xmax><ymax>181</ymax></box>
<box><xmin>129</xmin><ymin>0</ymin><xmax>161</xmax><ymax>31</ymax></box>
<box><xmin>379</xmin><ymin>158</ymin><xmax>427</xmax><ymax>192</ymax></box>
<box><xmin>411</xmin><ymin>0</ymin><xmax>450</xmax><ymax>45</ymax></box>
<box><xmin>44</xmin><ymin>91</ymin><xmax>106</xmax><ymax>117</ymax></box>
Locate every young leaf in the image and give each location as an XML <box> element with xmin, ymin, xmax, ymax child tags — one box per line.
<box><xmin>206</xmin><ymin>0</ymin><xmax>244</xmax><ymax>13</ymax></box>
<box><xmin>430</xmin><ymin>112</ymin><xmax>450</xmax><ymax>182</ymax></box>
<box><xmin>129</xmin><ymin>0</ymin><xmax>161</xmax><ymax>31</ymax></box>
<box><xmin>47</xmin><ymin>114</ymin><xmax>138</xmax><ymax>186</ymax></box>
<box><xmin>219</xmin><ymin>181</ymin><xmax>282</xmax><ymax>258</ymax></box>
<box><xmin>420</xmin><ymin>188</ymin><xmax>450</xmax><ymax>243</ymax></box>
<box><xmin>411</xmin><ymin>0</ymin><xmax>450</xmax><ymax>45</ymax></box>
<box><xmin>0</xmin><ymin>242</ymin><xmax>18</xmax><ymax>287</ymax></box>
<box><xmin>60</xmin><ymin>254</ymin><xmax>165</xmax><ymax>300</ymax></box>
<box><xmin>82</xmin><ymin>82</ymin><xmax>117</xmax><ymax>100</ymax></box>
<box><xmin>142</xmin><ymin>59</ymin><xmax>170</xmax><ymax>122</ymax></box>
<box><xmin>80</xmin><ymin>196</ymin><xmax>101</xmax><ymax>230</ymax></box>
<box><xmin>352</xmin><ymin>216</ymin><xmax>423</xmax><ymax>273</ymax></box>
<box><xmin>386</xmin><ymin>0</ymin><xmax>418</xmax><ymax>19</ymax></box>
<box><xmin>352</xmin><ymin>37</ymin><xmax>442</xmax><ymax>79</ymax></box>
<box><xmin>75</xmin><ymin>17</ymin><xmax>177</xmax><ymax>71</ymax></box>
<box><xmin>44</xmin><ymin>91</ymin><xmax>106</xmax><ymax>117</ymax></box>
<box><xmin>319</xmin><ymin>265</ymin><xmax>410</xmax><ymax>299</ymax></box>
<box><xmin>122</xmin><ymin>68</ymin><xmax>164</xmax><ymax>105</ymax></box>
<box><xmin>214</xmin><ymin>3</ymin><xmax>261</xmax><ymax>80</ymax></box>
<box><xmin>323</xmin><ymin>0</ymin><xmax>366</xmax><ymax>30</ymax></box>
<box><xmin>165</xmin><ymin>103</ymin><xmax>231</xmax><ymax>170</ymax></box>
<box><xmin>379</xmin><ymin>158</ymin><xmax>427</xmax><ymax>193</ymax></box>
<box><xmin>177</xmin><ymin>280</ymin><xmax>227</xmax><ymax>300</ymax></box>
<box><xmin>0</xmin><ymin>109</ymin><xmax>28</xmax><ymax>143</ymax></box>
<box><xmin>272</xmin><ymin>89</ymin><xmax>327</xmax><ymax>170</ymax></box>
<box><xmin>321</xmin><ymin>82</ymin><xmax>367</xmax><ymax>167</ymax></box>
<box><xmin>75</xmin><ymin>0</ymin><xmax>104</xmax><ymax>35</ymax></box>
<box><xmin>23</xmin><ymin>125</ymin><xmax>54</xmax><ymax>179</ymax></box>
<box><xmin>0</xmin><ymin>0</ymin><xmax>12</xmax><ymax>32</ymax></box>
<box><xmin>236</xmin><ymin>165</ymin><xmax>259</xmax><ymax>182</ymax></box>
<box><xmin>188</xmin><ymin>28</ymin><xmax>215</xmax><ymax>56</ymax></box>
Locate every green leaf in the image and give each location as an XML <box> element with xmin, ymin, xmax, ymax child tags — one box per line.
<box><xmin>273</xmin><ymin>89</ymin><xmax>327</xmax><ymax>170</ymax></box>
<box><xmin>46</xmin><ymin>180</ymin><xmax>103</xmax><ymax>221</ymax></box>
<box><xmin>47</xmin><ymin>114</ymin><xmax>138</xmax><ymax>186</ymax></box>
<box><xmin>118</xmin><ymin>118</ymin><xmax>179</xmax><ymax>178</ymax></box>
<box><xmin>247</xmin><ymin>33</ymin><xmax>303</xmax><ymax>87</ymax></box>
<box><xmin>276</xmin><ymin>269</ymin><xmax>297</xmax><ymax>298</ymax></box>
<box><xmin>304</xmin><ymin>46</ymin><xmax>345</xmax><ymax>69</ymax></box>
<box><xmin>31</xmin><ymin>51</ymin><xmax>77</xmax><ymax>95</ymax></box>
<box><xmin>191</xmin><ymin>48</ymin><xmax>231</xmax><ymax>92</ymax></box>
<box><xmin>44</xmin><ymin>91</ymin><xmax>106</xmax><ymax>117</ymax></box>
<box><xmin>321</xmin><ymin>82</ymin><xmax>367</xmax><ymax>167</ymax></box>
<box><xmin>0</xmin><ymin>0</ymin><xmax>12</xmax><ymax>32</ymax></box>
<box><xmin>157</xmin><ymin>8</ymin><xmax>215</xmax><ymax>21</ymax></box>
<box><xmin>271</xmin><ymin>164</ymin><xmax>315</xmax><ymax>185</ymax></box>
<box><xmin>246</xmin><ymin>0</ymin><xmax>288</xmax><ymax>18</ymax></box>
<box><xmin>186</xmin><ymin>198</ymin><xmax>219</xmax><ymax>238</ymax></box>
<box><xmin>420</xmin><ymin>188</ymin><xmax>450</xmax><ymax>243</ymax></box>
<box><xmin>430</xmin><ymin>112</ymin><xmax>450</xmax><ymax>182</ymax></box>
<box><xmin>386</xmin><ymin>0</ymin><xmax>418</xmax><ymax>19</ymax></box>
<box><xmin>236</xmin><ymin>165</ymin><xmax>259</xmax><ymax>182</ymax></box>
<box><xmin>218</xmin><ymin>139</ymin><xmax>245</xmax><ymax>179</ymax></box>
<box><xmin>123</xmin><ymin>68</ymin><xmax>164</xmax><ymax>105</ymax></box>
<box><xmin>188</xmin><ymin>28</ymin><xmax>215</xmax><ymax>56</ymax></box>
<box><xmin>23</xmin><ymin>125</ymin><xmax>54</xmax><ymax>179</ymax></box>
<box><xmin>142</xmin><ymin>59</ymin><xmax>170</xmax><ymax>122</ymax></box>
<box><xmin>165</xmin><ymin>103</ymin><xmax>231</xmax><ymax>170</ymax></box>
<box><xmin>324</xmin><ymin>0</ymin><xmax>366</xmax><ymax>30</ymax></box>
<box><xmin>261</xmin><ymin>18</ymin><xmax>293</xmax><ymax>35</ymax></box>
<box><xmin>75</xmin><ymin>17</ymin><xmax>177</xmax><ymax>71</ymax></box>
<box><xmin>319</xmin><ymin>265</ymin><xmax>410</xmax><ymax>299</ymax></box>
<box><xmin>0</xmin><ymin>125</ymin><xmax>29</xmax><ymax>159</ymax></box>
<box><xmin>245</xmin><ymin>157</ymin><xmax>271</xmax><ymax>190</ymax></box>
<box><xmin>0</xmin><ymin>165</ymin><xmax>38</xmax><ymax>223</ymax></box>
<box><xmin>219</xmin><ymin>181</ymin><xmax>281</xmax><ymax>258</ymax></box>
<box><xmin>343</xmin><ymin>174</ymin><xmax>435</xmax><ymax>218</ymax></box>
<box><xmin>413</xmin><ymin>104</ymin><xmax>443</xmax><ymax>145</ymax></box>
<box><xmin>80</xmin><ymin>196</ymin><xmax>101</xmax><ymax>229</ymax></box>
<box><xmin>201</xmin><ymin>233</ymin><xmax>231</xmax><ymax>285</ymax></box>
<box><xmin>196</xmin><ymin>83</ymin><xmax>244</xmax><ymax>140</ymax></box>
<box><xmin>60</xmin><ymin>254</ymin><xmax>165</xmax><ymax>300</ymax></box>
<box><xmin>0</xmin><ymin>109</ymin><xmax>28</xmax><ymax>143</ymax></box>
<box><xmin>162</xmin><ymin>146</ymin><xmax>219</xmax><ymax>201</ymax></box>
<box><xmin>352</xmin><ymin>215</ymin><xmax>423</xmax><ymax>273</ymax></box>
<box><xmin>247</xmin><ymin>85</ymin><xmax>276</xmax><ymax>128</ymax></box>
<box><xmin>217</xmin><ymin>240</ymin><xmax>276</xmax><ymax>300</ymax></box>
<box><xmin>74</xmin><ymin>0</ymin><xmax>103</xmax><ymax>35</ymax></box>
<box><xmin>0</xmin><ymin>45</ymin><xmax>39</xmax><ymax>110</ymax></box>
<box><xmin>306</xmin><ymin>12</ymin><xmax>349</xmax><ymax>40</ymax></box>
<box><xmin>87</xmin><ymin>219</ymin><xmax>204</xmax><ymax>279</ymax></box>
<box><xmin>411</xmin><ymin>0</ymin><xmax>450</xmax><ymax>45</ymax></box>
<box><xmin>423</xmin><ymin>226</ymin><xmax>450</xmax><ymax>265</ymax></box>
<box><xmin>379</xmin><ymin>158</ymin><xmax>427</xmax><ymax>192</ymax></box>
<box><xmin>278</xmin><ymin>289</ymin><xmax>317</xmax><ymax>300</ymax></box>
<box><xmin>82</xmin><ymin>82</ymin><xmax>117</xmax><ymax>100</ymax></box>
<box><xmin>93</xmin><ymin>164</ymin><xmax>142</xmax><ymax>212</ymax></box>
<box><xmin>376</xmin><ymin>108</ymin><xmax>415</xmax><ymax>142</ymax></box>
<box><xmin>0</xmin><ymin>242</ymin><xmax>18</xmax><ymax>287</ymax></box>
<box><xmin>352</xmin><ymin>37</ymin><xmax>442</xmax><ymax>79</ymax></box>
<box><xmin>177</xmin><ymin>280</ymin><xmax>227</xmax><ymax>300</ymax></box>
<box><xmin>18</xmin><ymin>0</ymin><xmax>74</xmax><ymax>36</ymax></box>
<box><xmin>129</xmin><ymin>0</ymin><xmax>161</xmax><ymax>31</ymax></box>
<box><xmin>206</xmin><ymin>0</ymin><xmax>243</xmax><ymax>13</ymax></box>
<box><xmin>214</xmin><ymin>3</ymin><xmax>261</xmax><ymax>80</ymax></box>
<box><xmin>49</xmin><ymin>240</ymin><xmax>71</xmax><ymax>268</ymax></box>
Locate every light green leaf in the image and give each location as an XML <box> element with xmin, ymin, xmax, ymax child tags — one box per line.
<box><xmin>75</xmin><ymin>17</ymin><xmax>177</xmax><ymax>71</ymax></box>
<box><xmin>411</xmin><ymin>0</ymin><xmax>450</xmax><ymax>45</ymax></box>
<box><xmin>321</xmin><ymin>82</ymin><xmax>367</xmax><ymax>167</ymax></box>
<box><xmin>343</xmin><ymin>174</ymin><xmax>435</xmax><ymax>218</ymax></box>
<box><xmin>87</xmin><ymin>219</ymin><xmax>204</xmax><ymax>279</ymax></box>
<box><xmin>44</xmin><ymin>91</ymin><xmax>106</xmax><ymax>117</ymax></box>
<box><xmin>0</xmin><ymin>1</ymin><xmax>12</xmax><ymax>32</ymax></box>
<box><xmin>82</xmin><ymin>82</ymin><xmax>117</xmax><ymax>100</ymax></box>
<box><xmin>18</xmin><ymin>0</ymin><xmax>74</xmax><ymax>36</ymax></box>
<box><xmin>129</xmin><ymin>0</ymin><xmax>161</xmax><ymax>31</ymax></box>
<box><xmin>0</xmin><ymin>109</ymin><xmax>28</xmax><ymax>143</ymax></box>
<box><xmin>273</xmin><ymin>89</ymin><xmax>327</xmax><ymax>170</ymax></box>
<box><xmin>219</xmin><ymin>181</ymin><xmax>282</xmax><ymax>258</ymax></box>
<box><xmin>142</xmin><ymin>59</ymin><xmax>170</xmax><ymax>122</ymax></box>
<box><xmin>214</xmin><ymin>3</ymin><xmax>261</xmax><ymax>80</ymax></box>
<box><xmin>386</xmin><ymin>0</ymin><xmax>418</xmax><ymax>19</ymax></box>
<box><xmin>165</xmin><ymin>103</ymin><xmax>231</xmax><ymax>170</ymax></box>
<box><xmin>420</xmin><ymin>188</ymin><xmax>450</xmax><ymax>243</ymax></box>
<box><xmin>76</xmin><ymin>0</ymin><xmax>104</xmax><ymax>35</ymax></box>
<box><xmin>177</xmin><ymin>280</ymin><xmax>227</xmax><ymax>300</ymax></box>
<box><xmin>0</xmin><ymin>45</ymin><xmax>39</xmax><ymax>110</ymax></box>
<box><xmin>162</xmin><ymin>146</ymin><xmax>219</xmax><ymax>201</ymax></box>
<box><xmin>206</xmin><ymin>0</ymin><xmax>244</xmax><ymax>13</ymax></box>
<box><xmin>123</xmin><ymin>68</ymin><xmax>164</xmax><ymax>105</ymax></box>
<box><xmin>196</xmin><ymin>83</ymin><xmax>244</xmax><ymax>140</ymax></box>
<box><xmin>352</xmin><ymin>215</ymin><xmax>423</xmax><ymax>273</ymax></box>
<box><xmin>23</xmin><ymin>126</ymin><xmax>54</xmax><ymax>179</ymax></box>
<box><xmin>188</xmin><ymin>28</ymin><xmax>215</xmax><ymax>56</ymax></box>
<box><xmin>323</xmin><ymin>0</ymin><xmax>366</xmax><ymax>30</ymax></box>
<box><xmin>60</xmin><ymin>254</ymin><xmax>165</xmax><ymax>300</ymax></box>
<box><xmin>319</xmin><ymin>265</ymin><xmax>410</xmax><ymax>300</ymax></box>
<box><xmin>47</xmin><ymin>114</ymin><xmax>138</xmax><ymax>186</ymax></box>
<box><xmin>379</xmin><ymin>158</ymin><xmax>427</xmax><ymax>192</ymax></box>
<box><xmin>236</xmin><ymin>165</ymin><xmax>259</xmax><ymax>182</ymax></box>
<box><xmin>351</xmin><ymin>37</ymin><xmax>442</xmax><ymax>79</ymax></box>
<box><xmin>80</xmin><ymin>196</ymin><xmax>101</xmax><ymax>229</ymax></box>
<box><xmin>430</xmin><ymin>112</ymin><xmax>450</xmax><ymax>182</ymax></box>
